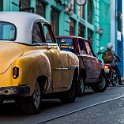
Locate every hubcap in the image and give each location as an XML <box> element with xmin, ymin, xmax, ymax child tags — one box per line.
<box><xmin>33</xmin><ymin>81</ymin><xmax>41</xmax><ymax>109</ymax></box>
<box><xmin>112</xmin><ymin>72</ymin><xmax>118</xmax><ymax>86</ymax></box>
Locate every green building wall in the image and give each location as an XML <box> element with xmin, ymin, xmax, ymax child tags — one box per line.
<box><xmin>99</xmin><ymin>0</ymin><xmax>110</xmax><ymax>50</ymax></box>
<box><xmin>1</xmin><ymin>0</ymin><xmax>110</xmax><ymax>55</ymax></box>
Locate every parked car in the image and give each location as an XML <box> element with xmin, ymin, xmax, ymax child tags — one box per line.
<box><xmin>0</xmin><ymin>12</ymin><xmax>79</xmax><ymax>114</ymax></box>
<box><xmin>55</xmin><ymin>36</ymin><xmax>107</xmax><ymax>95</ymax></box>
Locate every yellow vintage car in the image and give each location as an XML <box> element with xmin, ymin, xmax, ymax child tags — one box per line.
<box><xmin>0</xmin><ymin>12</ymin><xmax>79</xmax><ymax>114</ymax></box>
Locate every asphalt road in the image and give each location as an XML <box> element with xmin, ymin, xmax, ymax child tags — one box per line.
<box><xmin>0</xmin><ymin>85</ymin><xmax>124</xmax><ymax>124</ymax></box>
<box><xmin>44</xmin><ymin>96</ymin><xmax>124</xmax><ymax>124</ymax></box>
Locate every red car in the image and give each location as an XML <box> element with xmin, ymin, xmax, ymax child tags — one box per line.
<box><xmin>55</xmin><ymin>36</ymin><xmax>107</xmax><ymax>94</ymax></box>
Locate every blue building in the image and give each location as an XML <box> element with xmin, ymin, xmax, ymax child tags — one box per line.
<box><xmin>115</xmin><ymin>0</ymin><xmax>123</xmax><ymax>76</ymax></box>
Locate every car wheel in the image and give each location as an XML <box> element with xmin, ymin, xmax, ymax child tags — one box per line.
<box><xmin>20</xmin><ymin>81</ymin><xmax>41</xmax><ymax>114</ymax></box>
<box><xmin>111</xmin><ymin>72</ymin><xmax>118</xmax><ymax>86</ymax></box>
<box><xmin>91</xmin><ymin>74</ymin><xmax>107</xmax><ymax>92</ymax></box>
<box><xmin>60</xmin><ymin>77</ymin><xmax>77</xmax><ymax>103</ymax></box>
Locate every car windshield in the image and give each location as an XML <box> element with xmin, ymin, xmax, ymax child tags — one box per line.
<box><xmin>56</xmin><ymin>38</ymin><xmax>73</xmax><ymax>52</ymax></box>
<box><xmin>0</xmin><ymin>22</ymin><xmax>16</xmax><ymax>41</ymax></box>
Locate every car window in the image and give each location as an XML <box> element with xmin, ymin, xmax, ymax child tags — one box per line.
<box><xmin>55</xmin><ymin>38</ymin><xmax>61</xmax><ymax>46</ymax></box>
<box><xmin>60</xmin><ymin>38</ymin><xmax>74</xmax><ymax>52</ymax></box>
<box><xmin>42</xmin><ymin>24</ymin><xmax>54</xmax><ymax>43</ymax></box>
<box><xmin>0</xmin><ymin>22</ymin><xmax>16</xmax><ymax>41</ymax></box>
<box><xmin>32</xmin><ymin>22</ymin><xmax>43</xmax><ymax>44</ymax></box>
<box><xmin>84</xmin><ymin>41</ymin><xmax>93</xmax><ymax>56</ymax></box>
<box><xmin>79</xmin><ymin>40</ymin><xmax>87</xmax><ymax>54</ymax></box>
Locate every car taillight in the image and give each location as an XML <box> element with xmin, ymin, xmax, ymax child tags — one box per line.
<box><xmin>13</xmin><ymin>67</ymin><xmax>19</xmax><ymax>79</ymax></box>
<box><xmin>104</xmin><ymin>64</ymin><xmax>110</xmax><ymax>73</ymax></box>
<box><xmin>104</xmin><ymin>65</ymin><xmax>109</xmax><ymax>70</ymax></box>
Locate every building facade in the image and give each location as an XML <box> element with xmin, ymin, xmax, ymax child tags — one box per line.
<box><xmin>110</xmin><ymin>0</ymin><xmax>123</xmax><ymax>76</ymax></box>
<box><xmin>116</xmin><ymin>0</ymin><xmax>123</xmax><ymax>76</ymax></box>
<box><xmin>0</xmin><ymin>0</ymin><xmax>111</xmax><ymax>54</ymax></box>
<box><xmin>2</xmin><ymin>0</ymin><xmax>123</xmax><ymax>76</ymax></box>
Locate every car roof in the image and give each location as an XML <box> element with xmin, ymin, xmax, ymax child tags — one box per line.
<box><xmin>0</xmin><ymin>12</ymin><xmax>49</xmax><ymax>44</ymax></box>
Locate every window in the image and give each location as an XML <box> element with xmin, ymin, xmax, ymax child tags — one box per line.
<box><xmin>71</xmin><ymin>0</ymin><xmax>76</xmax><ymax>14</ymax></box>
<box><xmin>0</xmin><ymin>22</ymin><xmax>16</xmax><ymax>41</ymax></box>
<box><xmin>87</xmin><ymin>0</ymin><xmax>92</xmax><ymax>24</ymax></box>
<box><xmin>78</xmin><ymin>6</ymin><xmax>85</xmax><ymax>18</ymax></box>
<box><xmin>19</xmin><ymin>0</ymin><xmax>31</xmax><ymax>12</ymax></box>
<box><xmin>51</xmin><ymin>8</ymin><xmax>59</xmax><ymax>35</ymax></box>
<box><xmin>84</xmin><ymin>41</ymin><xmax>93</xmax><ymax>56</ymax></box>
<box><xmin>0</xmin><ymin>0</ymin><xmax>3</xmax><ymax>11</ymax></box>
<box><xmin>60</xmin><ymin>38</ymin><xmax>73</xmax><ymax>52</ymax></box>
<box><xmin>78</xmin><ymin>24</ymin><xmax>85</xmax><ymax>38</ymax></box>
<box><xmin>88</xmin><ymin>28</ymin><xmax>93</xmax><ymax>45</ymax></box>
<box><xmin>88</xmin><ymin>29</ymin><xmax>93</xmax><ymax>38</ymax></box>
<box><xmin>118</xmin><ymin>13</ymin><xmax>122</xmax><ymax>32</ymax></box>
<box><xmin>70</xmin><ymin>19</ymin><xmax>75</xmax><ymax>35</ymax></box>
<box><xmin>32</xmin><ymin>22</ymin><xmax>43</xmax><ymax>44</ymax></box>
<box><xmin>55</xmin><ymin>38</ymin><xmax>74</xmax><ymax>52</ymax></box>
<box><xmin>79</xmin><ymin>40</ymin><xmax>86</xmax><ymax>54</ymax></box>
<box><xmin>42</xmin><ymin>24</ymin><xmax>54</xmax><ymax>43</ymax></box>
<box><xmin>36</xmin><ymin>0</ymin><xmax>45</xmax><ymax>17</ymax></box>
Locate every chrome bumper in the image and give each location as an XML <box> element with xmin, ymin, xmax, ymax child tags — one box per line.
<box><xmin>0</xmin><ymin>85</ymin><xmax>30</xmax><ymax>96</ymax></box>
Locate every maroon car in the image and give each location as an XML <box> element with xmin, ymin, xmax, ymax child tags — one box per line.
<box><xmin>55</xmin><ymin>36</ymin><xmax>107</xmax><ymax>94</ymax></box>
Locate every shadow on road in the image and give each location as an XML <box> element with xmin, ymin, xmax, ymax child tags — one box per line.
<box><xmin>0</xmin><ymin>88</ymin><xmax>98</xmax><ymax>116</ymax></box>
<box><xmin>0</xmin><ymin>99</ymin><xmax>63</xmax><ymax>116</ymax></box>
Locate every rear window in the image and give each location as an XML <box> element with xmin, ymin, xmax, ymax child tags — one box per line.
<box><xmin>0</xmin><ymin>22</ymin><xmax>16</xmax><ymax>41</ymax></box>
<box><xmin>56</xmin><ymin>38</ymin><xmax>73</xmax><ymax>51</ymax></box>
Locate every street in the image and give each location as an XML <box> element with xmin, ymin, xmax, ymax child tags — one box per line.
<box><xmin>44</xmin><ymin>94</ymin><xmax>124</xmax><ymax>124</ymax></box>
<box><xmin>0</xmin><ymin>85</ymin><xmax>124</xmax><ymax>124</ymax></box>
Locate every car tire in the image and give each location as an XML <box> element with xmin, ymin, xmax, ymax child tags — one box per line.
<box><xmin>111</xmin><ymin>71</ymin><xmax>118</xmax><ymax>86</ymax></box>
<box><xmin>91</xmin><ymin>74</ymin><xmax>107</xmax><ymax>92</ymax></box>
<box><xmin>20</xmin><ymin>81</ymin><xmax>41</xmax><ymax>114</ymax></box>
<box><xmin>60</xmin><ymin>74</ymin><xmax>78</xmax><ymax>103</ymax></box>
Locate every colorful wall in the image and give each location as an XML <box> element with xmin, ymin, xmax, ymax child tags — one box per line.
<box><xmin>0</xmin><ymin>0</ymin><xmax>111</xmax><ymax>55</ymax></box>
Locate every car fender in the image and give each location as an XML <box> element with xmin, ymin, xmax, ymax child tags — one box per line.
<box><xmin>11</xmin><ymin>51</ymin><xmax>52</xmax><ymax>95</ymax></box>
<box><xmin>65</xmin><ymin>51</ymin><xmax>79</xmax><ymax>82</ymax></box>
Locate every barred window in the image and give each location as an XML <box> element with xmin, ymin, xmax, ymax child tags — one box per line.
<box><xmin>87</xmin><ymin>0</ymin><xmax>92</xmax><ymax>24</ymax></box>
<box><xmin>78</xmin><ymin>23</ymin><xmax>85</xmax><ymax>38</ymax></box>
<box><xmin>19</xmin><ymin>0</ymin><xmax>30</xmax><ymax>12</ymax></box>
<box><xmin>51</xmin><ymin>8</ymin><xmax>59</xmax><ymax>35</ymax></box>
<box><xmin>70</xmin><ymin>19</ymin><xmax>75</xmax><ymax>35</ymax></box>
<box><xmin>36</xmin><ymin>0</ymin><xmax>45</xmax><ymax>17</ymax></box>
<box><xmin>32</xmin><ymin>22</ymin><xmax>43</xmax><ymax>44</ymax></box>
<box><xmin>78</xmin><ymin>6</ymin><xmax>85</xmax><ymax>18</ymax></box>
